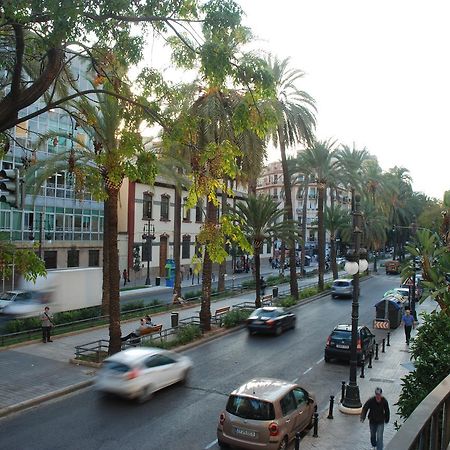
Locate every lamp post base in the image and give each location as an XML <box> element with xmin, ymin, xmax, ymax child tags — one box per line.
<box><xmin>341</xmin><ymin>384</ymin><xmax>362</xmax><ymax>412</ymax></box>
<box><xmin>145</xmin><ymin>277</ymin><xmax>151</xmax><ymax>286</ymax></box>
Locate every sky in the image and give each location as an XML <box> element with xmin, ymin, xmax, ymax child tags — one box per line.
<box><xmin>235</xmin><ymin>0</ymin><xmax>449</xmax><ymax>200</ymax></box>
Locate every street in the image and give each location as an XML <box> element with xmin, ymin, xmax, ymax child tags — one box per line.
<box><xmin>0</xmin><ymin>273</ymin><xmax>399</xmax><ymax>450</ymax></box>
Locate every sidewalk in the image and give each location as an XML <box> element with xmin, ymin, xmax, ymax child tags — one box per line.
<box><xmin>0</xmin><ymin>272</ymin><xmax>327</xmax><ymax>417</ymax></box>
<box><xmin>298</xmin><ymin>297</ymin><xmax>436</xmax><ymax>450</ymax></box>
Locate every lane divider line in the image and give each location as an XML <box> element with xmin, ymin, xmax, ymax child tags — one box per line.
<box><xmin>316</xmin><ymin>357</ymin><xmax>324</xmax><ymax>364</ymax></box>
<box><xmin>205</xmin><ymin>438</ymin><xmax>218</xmax><ymax>449</ymax></box>
<box><xmin>303</xmin><ymin>367</ymin><xmax>312</xmax><ymax>375</ymax></box>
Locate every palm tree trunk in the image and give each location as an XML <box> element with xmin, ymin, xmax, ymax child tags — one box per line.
<box><xmin>218</xmin><ymin>180</ymin><xmax>228</xmax><ymax>292</ymax></box>
<box><xmin>300</xmin><ymin>177</ymin><xmax>309</xmax><ymax>277</ymax></box>
<box><xmin>278</xmin><ymin>125</ymin><xmax>299</xmax><ymax>300</ymax></box>
<box><xmin>254</xmin><ymin>243</ymin><xmax>262</xmax><ymax>308</ymax></box>
<box><xmin>173</xmin><ymin>182</ymin><xmax>182</xmax><ymax>297</ymax></box>
<box><xmin>330</xmin><ymin>235</ymin><xmax>338</xmax><ymax>279</ymax></box>
<box><xmin>106</xmin><ymin>185</ymin><xmax>122</xmax><ymax>355</ymax></box>
<box><xmin>101</xmin><ymin>199</ymin><xmax>110</xmax><ymax>315</ymax></box>
<box><xmin>317</xmin><ymin>184</ymin><xmax>325</xmax><ymax>290</ymax></box>
<box><xmin>199</xmin><ymin>200</ymin><xmax>216</xmax><ymax>332</ymax></box>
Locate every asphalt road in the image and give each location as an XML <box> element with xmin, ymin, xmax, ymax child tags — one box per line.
<box><xmin>0</xmin><ymin>273</ymin><xmax>400</xmax><ymax>450</ymax></box>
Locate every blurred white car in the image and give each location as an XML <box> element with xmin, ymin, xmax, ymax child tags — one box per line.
<box><xmin>95</xmin><ymin>348</ymin><xmax>193</xmax><ymax>402</ymax></box>
<box><xmin>1</xmin><ymin>290</ymin><xmax>49</xmax><ymax>317</ymax></box>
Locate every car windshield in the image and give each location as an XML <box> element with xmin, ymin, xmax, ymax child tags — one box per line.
<box><xmin>0</xmin><ymin>292</ymin><xmax>14</xmax><ymax>300</ymax></box>
<box><xmin>226</xmin><ymin>395</ymin><xmax>275</xmax><ymax>421</ymax></box>
<box><xmin>334</xmin><ymin>281</ymin><xmax>351</xmax><ymax>287</ymax></box>
<box><xmin>103</xmin><ymin>361</ymin><xmax>131</xmax><ymax>373</ymax></box>
<box><xmin>331</xmin><ymin>330</ymin><xmax>352</xmax><ymax>340</ymax></box>
<box><xmin>253</xmin><ymin>309</ymin><xmax>278</xmax><ymax>318</ymax></box>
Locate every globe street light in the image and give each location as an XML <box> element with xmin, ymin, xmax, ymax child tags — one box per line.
<box><xmin>142</xmin><ymin>221</ymin><xmax>155</xmax><ymax>286</ymax></box>
<box><xmin>341</xmin><ymin>195</ymin><xmax>368</xmax><ymax>413</ymax></box>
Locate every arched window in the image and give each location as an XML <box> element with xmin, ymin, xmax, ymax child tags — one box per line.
<box><xmin>143</xmin><ymin>192</ymin><xmax>153</xmax><ymax>219</ymax></box>
<box><xmin>160</xmin><ymin>194</ymin><xmax>170</xmax><ymax>221</ymax></box>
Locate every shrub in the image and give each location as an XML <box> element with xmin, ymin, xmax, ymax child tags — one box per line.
<box><xmin>241</xmin><ymin>279</ymin><xmax>256</xmax><ymax>289</ymax></box>
<box><xmin>176</xmin><ymin>324</ymin><xmax>202</xmax><ymax>345</ymax></box>
<box><xmin>4</xmin><ymin>317</ymin><xmax>41</xmax><ymax>333</ymax></box>
<box><xmin>324</xmin><ymin>282</ymin><xmax>333</xmax><ymax>290</ymax></box>
<box><xmin>121</xmin><ymin>300</ymin><xmax>144</xmax><ymax>312</ymax></box>
<box><xmin>300</xmin><ymin>287</ymin><xmax>318</xmax><ymax>299</ymax></box>
<box><xmin>277</xmin><ymin>296</ymin><xmax>297</xmax><ymax>308</ymax></box>
<box><xmin>222</xmin><ymin>309</ymin><xmax>252</xmax><ymax>328</ymax></box>
<box><xmin>184</xmin><ymin>290</ymin><xmax>201</xmax><ymax>300</ymax></box>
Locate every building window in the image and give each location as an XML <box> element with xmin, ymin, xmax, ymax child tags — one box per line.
<box><xmin>160</xmin><ymin>194</ymin><xmax>170</xmax><ymax>221</ymax></box>
<box><xmin>67</xmin><ymin>249</ymin><xmax>79</xmax><ymax>267</ymax></box>
<box><xmin>44</xmin><ymin>251</ymin><xmax>57</xmax><ymax>269</ymax></box>
<box><xmin>195</xmin><ymin>202</ymin><xmax>203</xmax><ymax>223</ymax></box>
<box><xmin>182</xmin><ymin>235</ymin><xmax>191</xmax><ymax>259</ymax></box>
<box><xmin>273</xmin><ymin>188</ymin><xmax>278</xmax><ymax>199</ymax></box>
<box><xmin>88</xmin><ymin>250</ymin><xmax>100</xmax><ymax>267</ymax></box>
<box><xmin>266</xmin><ymin>239</ymin><xmax>272</xmax><ymax>254</ymax></box>
<box><xmin>143</xmin><ymin>192</ymin><xmax>153</xmax><ymax>220</ymax></box>
<box><xmin>183</xmin><ymin>198</ymin><xmax>191</xmax><ymax>222</ymax></box>
<box><xmin>273</xmin><ymin>174</ymin><xmax>278</xmax><ymax>184</ymax></box>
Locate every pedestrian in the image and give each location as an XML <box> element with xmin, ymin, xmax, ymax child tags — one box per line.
<box><xmin>260</xmin><ymin>276</ymin><xmax>267</xmax><ymax>296</ymax></box>
<box><xmin>122</xmin><ymin>269</ymin><xmax>128</xmax><ymax>286</ymax></box>
<box><xmin>360</xmin><ymin>387</ymin><xmax>390</xmax><ymax>450</ymax></box>
<box><xmin>41</xmin><ymin>306</ymin><xmax>54</xmax><ymax>343</ymax></box>
<box><xmin>402</xmin><ymin>307</ymin><xmax>415</xmax><ymax>345</ymax></box>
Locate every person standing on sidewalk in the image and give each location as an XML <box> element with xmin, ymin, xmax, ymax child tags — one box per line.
<box><xmin>360</xmin><ymin>387</ymin><xmax>390</xmax><ymax>450</ymax></box>
<box><xmin>402</xmin><ymin>308</ymin><xmax>415</xmax><ymax>345</ymax></box>
<box><xmin>41</xmin><ymin>306</ymin><xmax>54</xmax><ymax>343</ymax></box>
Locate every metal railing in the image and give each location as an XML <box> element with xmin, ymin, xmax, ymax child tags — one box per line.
<box><xmin>74</xmin><ymin>339</ymin><xmax>109</xmax><ymax>363</ymax></box>
<box><xmin>386</xmin><ymin>374</ymin><xmax>450</xmax><ymax>450</ymax></box>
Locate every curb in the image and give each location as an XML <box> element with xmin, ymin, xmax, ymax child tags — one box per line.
<box><xmin>0</xmin><ymin>379</ymin><xmax>93</xmax><ymax>419</ymax></box>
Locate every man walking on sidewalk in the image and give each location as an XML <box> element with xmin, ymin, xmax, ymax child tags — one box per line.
<box><xmin>41</xmin><ymin>306</ymin><xmax>54</xmax><ymax>343</ymax></box>
<box><xmin>402</xmin><ymin>308</ymin><xmax>415</xmax><ymax>345</ymax></box>
<box><xmin>360</xmin><ymin>387</ymin><xmax>390</xmax><ymax>450</ymax></box>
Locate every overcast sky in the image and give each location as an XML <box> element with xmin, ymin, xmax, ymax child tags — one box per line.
<box><xmin>236</xmin><ymin>0</ymin><xmax>449</xmax><ymax>200</ymax></box>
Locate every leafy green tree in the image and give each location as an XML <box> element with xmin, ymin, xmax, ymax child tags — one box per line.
<box><xmin>267</xmin><ymin>56</ymin><xmax>316</xmax><ymax>301</ymax></box>
<box><xmin>234</xmin><ymin>195</ymin><xmax>300</xmax><ymax>307</ymax></box>
<box><xmin>396</xmin><ymin>312</ymin><xmax>450</xmax><ymax>420</ymax></box>
<box><xmin>298</xmin><ymin>139</ymin><xmax>336</xmax><ymax>290</ymax></box>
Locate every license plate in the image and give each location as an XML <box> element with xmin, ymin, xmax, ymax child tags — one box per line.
<box><xmin>336</xmin><ymin>344</ymin><xmax>349</xmax><ymax>349</ymax></box>
<box><xmin>234</xmin><ymin>427</ymin><xmax>257</xmax><ymax>438</ymax></box>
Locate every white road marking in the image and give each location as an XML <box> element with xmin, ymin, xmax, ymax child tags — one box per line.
<box><xmin>316</xmin><ymin>357</ymin><xmax>324</xmax><ymax>364</ymax></box>
<box><xmin>204</xmin><ymin>439</ymin><xmax>218</xmax><ymax>449</ymax></box>
<box><xmin>303</xmin><ymin>367</ymin><xmax>312</xmax><ymax>375</ymax></box>
<box><xmin>291</xmin><ymin>377</ymin><xmax>299</xmax><ymax>383</ymax></box>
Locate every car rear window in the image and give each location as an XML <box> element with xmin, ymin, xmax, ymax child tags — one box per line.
<box><xmin>226</xmin><ymin>395</ymin><xmax>275</xmax><ymax>421</ymax></box>
<box><xmin>331</xmin><ymin>330</ymin><xmax>352</xmax><ymax>340</ymax></box>
<box><xmin>0</xmin><ymin>292</ymin><xmax>14</xmax><ymax>300</ymax></box>
<box><xmin>333</xmin><ymin>281</ymin><xmax>351</xmax><ymax>287</ymax></box>
<box><xmin>103</xmin><ymin>361</ymin><xmax>131</xmax><ymax>373</ymax></box>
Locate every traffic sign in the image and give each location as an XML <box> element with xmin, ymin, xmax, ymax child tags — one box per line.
<box><xmin>403</xmin><ymin>277</ymin><xmax>414</xmax><ymax>287</ymax></box>
<box><xmin>374</xmin><ymin>319</ymin><xmax>390</xmax><ymax>329</ymax></box>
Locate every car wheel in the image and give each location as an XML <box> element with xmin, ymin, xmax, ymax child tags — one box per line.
<box><xmin>290</xmin><ymin>319</ymin><xmax>296</xmax><ymax>330</ymax></box>
<box><xmin>278</xmin><ymin>436</ymin><xmax>288</xmax><ymax>450</ymax></box>
<box><xmin>331</xmin><ymin>294</ymin><xmax>336</xmax><ymax>298</ymax></box>
<box><xmin>180</xmin><ymin>369</ymin><xmax>190</xmax><ymax>385</ymax></box>
<box><xmin>324</xmin><ymin>355</ymin><xmax>330</xmax><ymax>363</ymax></box>
<box><xmin>137</xmin><ymin>385</ymin><xmax>153</xmax><ymax>403</ymax></box>
<box><xmin>248</xmin><ymin>329</ymin><xmax>255</xmax><ymax>336</ymax></box>
<box><xmin>275</xmin><ymin>325</ymin><xmax>283</xmax><ymax>336</ymax></box>
<box><xmin>217</xmin><ymin>439</ymin><xmax>229</xmax><ymax>449</ymax></box>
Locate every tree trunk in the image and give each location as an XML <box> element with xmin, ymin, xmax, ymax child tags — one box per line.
<box><xmin>318</xmin><ymin>184</ymin><xmax>326</xmax><ymax>291</ymax></box>
<box><xmin>101</xmin><ymin>199</ymin><xmax>110</xmax><ymax>315</ymax></box>
<box><xmin>300</xmin><ymin>177</ymin><xmax>309</xmax><ymax>277</ymax></box>
<box><xmin>330</xmin><ymin>235</ymin><xmax>338</xmax><ymax>280</ymax></box>
<box><xmin>173</xmin><ymin>182</ymin><xmax>182</xmax><ymax>297</ymax></box>
<box><xmin>278</xmin><ymin>125</ymin><xmax>299</xmax><ymax>300</ymax></box>
<box><xmin>199</xmin><ymin>200</ymin><xmax>217</xmax><ymax>332</ymax></box>
<box><xmin>248</xmin><ymin>177</ymin><xmax>257</xmax><ymax>196</ymax></box>
<box><xmin>254</xmin><ymin>244</ymin><xmax>262</xmax><ymax>308</ymax></box>
<box><xmin>218</xmin><ymin>180</ymin><xmax>228</xmax><ymax>292</ymax></box>
<box><xmin>106</xmin><ymin>185</ymin><xmax>122</xmax><ymax>355</ymax></box>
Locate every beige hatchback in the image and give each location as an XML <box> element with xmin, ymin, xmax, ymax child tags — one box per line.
<box><xmin>217</xmin><ymin>378</ymin><xmax>316</xmax><ymax>449</ymax></box>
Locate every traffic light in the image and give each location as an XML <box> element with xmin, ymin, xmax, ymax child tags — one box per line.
<box><xmin>0</xmin><ymin>168</ymin><xmax>21</xmax><ymax>208</ymax></box>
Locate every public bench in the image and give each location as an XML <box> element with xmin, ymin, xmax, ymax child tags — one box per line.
<box><xmin>214</xmin><ymin>306</ymin><xmax>231</xmax><ymax>325</ymax></box>
<box><xmin>261</xmin><ymin>294</ymin><xmax>273</xmax><ymax>306</ymax></box>
<box><xmin>126</xmin><ymin>324</ymin><xmax>163</xmax><ymax>345</ymax></box>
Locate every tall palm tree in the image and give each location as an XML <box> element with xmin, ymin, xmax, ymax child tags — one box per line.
<box><xmin>324</xmin><ymin>205</ymin><xmax>351</xmax><ymax>279</ymax></box>
<box><xmin>235</xmin><ymin>195</ymin><xmax>300</xmax><ymax>307</ymax></box>
<box><xmin>363</xmin><ymin>157</ymin><xmax>384</xmax><ymax>205</ymax></box>
<box><xmin>267</xmin><ymin>56</ymin><xmax>316</xmax><ymax>300</ymax></box>
<box><xmin>298</xmin><ymin>139</ymin><xmax>337</xmax><ymax>290</ymax></box>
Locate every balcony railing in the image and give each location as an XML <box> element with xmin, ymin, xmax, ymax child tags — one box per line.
<box><xmin>386</xmin><ymin>373</ymin><xmax>450</xmax><ymax>450</ymax></box>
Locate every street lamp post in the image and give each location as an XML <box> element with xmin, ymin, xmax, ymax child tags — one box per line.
<box><xmin>142</xmin><ymin>221</ymin><xmax>155</xmax><ymax>286</ymax></box>
<box><xmin>341</xmin><ymin>195</ymin><xmax>368</xmax><ymax>413</ymax></box>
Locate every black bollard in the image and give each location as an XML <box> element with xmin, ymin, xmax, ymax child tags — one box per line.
<box><xmin>368</xmin><ymin>351</ymin><xmax>373</xmax><ymax>369</ymax></box>
<box><xmin>382</xmin><ymin>338</ymin><xmax>386</xmax><ymax>353</ymax></box>
<box><xmin>341</xmin><ymin>381</ymin><xmax>346</xmax><ymax>403</ymax></box>
<box><xmin>313</xmin><ymin>412</ymin><xmax>319</xmax><ymax>437</ymax></box>
<box><xmin>375</xmin><ymin>343</ymin><xmax>379</xmax><ymax>360</ymax></box>
<box><xmin>294</xmin><ymin>431</ymin><xmax>301</xmax><ymax>450</ymax></box>
<box><xmin>387</xmin><ymin>332</ymin><xmax>391</xmax><ymax>346</ymax></box>
<box><xmin>327</xmin><ymin>395</ymin><xmax>334</xmax><ymax>419</ymax></box>
<box><xmin>360</xmin><ymin>356</ymin><xmax>365</xmax><ymax>378</ymax></box>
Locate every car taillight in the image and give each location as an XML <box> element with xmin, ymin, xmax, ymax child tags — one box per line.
<box><xmin>268</xmin><ymin>422</ymin><xmax>279</xmax><ymax>436</ymax></box>
<box><xmin>219</xmin><ymin>413</ymin><xmax>225</xmax><ymax>425</ymax></box>
<box><xmin>357</xmin><ymin>339</ymin><xmax>362</xmax><ymax>350</ymax></box>
<box><xmin>326</xmin><ymin>336</ymin><xmax>331</xmax><ymax>347</ymax></box>
<box><xmin>266</xmin><ymin>319</ymin><xmax>275</xmax><ymax>326</ymax></box>
<box><xmin>127</xmin><ymin>368</ymin><xmax>140</xmax><ymax>380</ymax></box>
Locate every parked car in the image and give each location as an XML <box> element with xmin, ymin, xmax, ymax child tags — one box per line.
<box><xmin>247</xmin><ymin>307</ymin><xmax>296</xmax><ymax>336</ymax></box>
<box><xmin>217</xmin><ymin>378</ymin><xmax>316</xmax><ymax>450</ymax></box>
<box><xmin>385</xmin><ymin>260</ymin><xmax>401</xmax><ymax>275</ymax></box>
<box><xmin>331</xmin><ymin>279</ymin><xmax>359</xmax><ymax>299</ymax></box>
<box><xmin>324</xmin><ymin>324</ymin><xmax>375</xmax><ymax>363</ymax></box>
<box><xmin>95</xmin><ymin>348</ymin><xmax>192</xmax><ymax>402</ymax></box>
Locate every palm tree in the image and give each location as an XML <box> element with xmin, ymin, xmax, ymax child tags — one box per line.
<box><xmin>267</xmin><ymin>56</ymin><xmax>316</xmax><ymax>300</ymax></box>
<box><xmin>363</xmin><ymin>157</ymin><xmax>384</xmax><ymax>205</ymax></box>
<box><xmin>324</xmin><ymin>205</ymin><xmax>350</xmax><ymax>279</ymax></box>
<box><xmin>235</xmin><ymin>195</ymin><xmax>300</xmax><ymax>307</ymax></box>
<box><xmin>298</xmin><ymin>139</ymin><xmax>337</xmax><ymax>290</ymax></box>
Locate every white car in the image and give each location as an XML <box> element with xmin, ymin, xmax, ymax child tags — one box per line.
<box><xmin>0</xmin><ymin>290</ymin><xmax>45</xmax><ymax>316</ymax></box>
<box><xmin>95</xmin><ymin>347</ymin><xmax>193</xmax><ymax>402</ymax></box>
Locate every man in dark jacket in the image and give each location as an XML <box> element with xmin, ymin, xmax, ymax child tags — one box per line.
<box><xmin>360</xmin><ymin>387</ymin><xmax>390</xmax><ymax>450</ymax></box>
